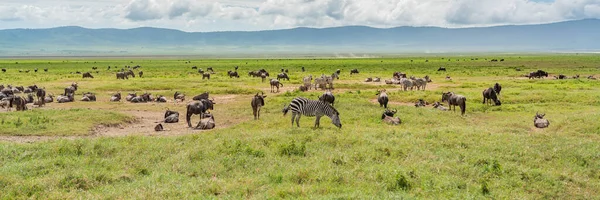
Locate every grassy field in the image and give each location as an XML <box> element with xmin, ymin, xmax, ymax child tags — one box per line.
<box><xmin>1</xmin><ymin>55</ymin><xmax>600</xmax><ymax>199</ymax></box>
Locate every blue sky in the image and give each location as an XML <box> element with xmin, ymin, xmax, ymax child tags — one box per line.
<box><xmin>1</xmin><ymin>0</ymin><xmax>599</xmax><ymax>31</ymax></box>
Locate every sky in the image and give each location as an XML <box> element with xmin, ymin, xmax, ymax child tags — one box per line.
<box><xmin>1</xmin><ymin>0</ymin><xmax>599</xmax><ymax>32</ymax></box>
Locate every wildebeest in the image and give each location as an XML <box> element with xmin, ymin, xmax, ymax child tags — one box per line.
<box><xmin>251</xmin><ymin>92</ymin><xmax>267</xmax><ymax>120</ymax></box>
<box><xmin>438</xmin><ymin>67</ymin><xmax>446</xmax><ymax>71</ymax></box>
<box><xmin>1</xmin><ymin>68</ymin><xmax>5</xmax><ymax>72</ymax></box>
<box><xmin>381</xmin><ymin>109</ymin><xmax>401</xmax><ymax>125</ymax></box>
<box><xmin>414</xmin><ymin>99</ymin><xmax>428</xmax><ymax>107</ymax></box>
<box><xmin>125</xmin><ymin>70</ymin><xmax>135</xmax><ymax>78</ymax></box>
<box><xmin>197</xmin><ymin>69</ymin><xmax>204</xmax><ymax>74</ymax></box>
<box><xmin>174</xmin><ymin>91</ymin><xmax>185</xmax><ymax>102</ymax></box>
<box><xmin>373</xmin><ymin>77</ymin><xmax>381</xmax><ymax>82</ymax></box>
<box><xmin>227</xmin><ymin>70</ymin><xmax>240</xmax><ymax>78</ymax></box>
<box><xmin>207</xmin><ymin>67</ymin><xmax>214</xmax><ymax>73</ymax></box>
<box><xmin>64</xmin><ymin>83</ymin><xmax>78</xmax><ymax>96</ymax></box>
<box><xmin>125</xmin><ymin>93</ymin><xmax>136</xmax><ymax>101</ymax></box>
<box><xmin>528</xmin><ymin>70</ymin><xmax>549</xmax><ymax>79</ymax></box>
<box><xmin>301</xmin><ymin>66</ymin><xmax>305</xmax><ymax>72</ymax></box>
<box><xmin>92</xmin><ymin>66</ymin><xmax>98</xmax><ymax>70</ymax></box>
<box><xmin>195</xmin><ymin>113</ymin><xmax>216</xmax><ymax>130</ymax></box>
<box><xmin>110</xmin><ymin>93</ymin><xmax>121</xmax><ymax>102</ymax></box>
<box><xmin>186</xmin><ymin>98</ymin><xmax>215</xmax><ymax>127</ymax></box>
<box><xmin>432</xmin><ymin>102</ymin><xmax>449</xmax><ymax>111</ymax></box>
<box><xmin>277</xmin><ymin>73</ymin><xmax>289</xmax><ymax>81</ymax></box>
<box><xmin>588</xmin><ymin>75</ymin><xmax>597</xmax><ymax>80</ymax></box>
<box><xmin>377</xmin><ymin>89</ymin><xmax>388</xmax><ymax>108</ymax></box>
<box><xmin>260</xmin><ymin>72</ymin><xmax>269</xmax><ymax>82</ymax></box>
<box><xmin>534</xmin><ymin>112</ymin><xmax>550</xmax><ymax>128</ymax></box>
<box><xmin>393</xmin><ymin>72</ymin><xmax>407</xmax><ymax>79</ymax></box>
<box><xmin>139</xmin><ymin>71</ymin><xmax>143</xmax><ymax>78</ymax></box>
<box><xmin>25</xmin><ymin>94</ymin><xmax>35</xmax><ymax>104</ymax></box>
<box><xmin>319</xmin><ymin>90</ymin><xmax>335</xmax><ymax>106</ymax></box>
<box><xmin>202</xmin><ymin>73</ymin><xmax>211</xmax><ymax>80</ymax></box>
<box><xmin>154</xmin><ymin>124</ymin><xmax>164</xmax><ymax>131</ymax></box>
<box><xmin>10</xmin><ymin>96</ymin><xmax>28</xmax><ymax>111</ymax></box>
<box><xmin>494</xmin><ymin>83</ymin><xmax>502</xmax><ymax>96</ymax></box>
<box><xmin>192</xmin><ymin>66</ymin><xmax>198</xmax><ymax>70</ymax></box>
<box><xmin>163</xmin><ymin>109</ymin><xmax>179</xmax><ymax>123</ymax></box>
<box><xmin>34</xmin><ymin>68</ymin><xmax>38</xmax><ymax>73</ymax></box>
<box><xmin>482</xmin><ymin>88</ymin><xmax>501</xmax><ymax>106</ymax></box>
<box><xmin>82</xmin><ymin>72</ymin><xmax>94</xmax><ymax>78</ymax></box>
<box><xmin>299</xmin><ymin>85</ymin><xmax>308</xmax><ymax>92</ymax></box>
<box><xmin>192</xmin><ymin>92</ymin><xmax>209</xmax><ymax>101</ymax></box>
<box><xmin>131</xmin><ymin>93</ymin><xmax>152</xmax><ymax>103</ymax></box>
<box><xmin>57</xmin><ymin>93</ymin><xmax>74</xmax><ymax>103</ymax></box>
<box><xmin>365</xmin><ymin>77</ymin><xmax>373</xmax><ymax>82</ymax></box>
<box><xmin>155</xmin><ymin>95</ymin><xmax>168</xmax><ymax>102</ymax></box>
<box><xmin>350</xmin><ymin>69</ymin><xmax>359</xmax><ymax>75</ymax></box>
<box><xmin>572</xmin><ymin>74</ymin><xmax>580</xmax><ymax>79</ymax></box>
<box><xmin>44</xmin><ymin>94</ymin><xmax>54</xmax><ymax>103</ymax></box>
<box><xmin>81</xmin><ymin>92</ymin><xmax>96</xmax><ymax>102</ymax></box>
<box><xmin>270</xmin><ymin>79</ymin><xmax>283</xmax><ymax>93</ymax></box>
<box><xmin>442</xmin><ymin>92</ymin><xmax>467</xmax><ymax>115</ymax></box>
<box><xmin>116</xmin><ymin>72</ymin><xmax>128</xmax><ymax>79</ymax></box>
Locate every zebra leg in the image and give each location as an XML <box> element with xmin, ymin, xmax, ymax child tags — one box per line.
<box><xmin>291</xmin><ymin>112</ymin><xmax>297</xmax><ymax>127</ymax></box>
<box><xmin>296</xmin><ymin>115</ymin><xmax>301</xmax><ymax>127</ymax></box>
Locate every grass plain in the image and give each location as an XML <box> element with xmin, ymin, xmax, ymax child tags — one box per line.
<box><xmin>0</xmin><ymin>55</ymin><xmax>600</xmax><ymax>199</ymax></box>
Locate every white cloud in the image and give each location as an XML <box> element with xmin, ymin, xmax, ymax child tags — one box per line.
<box><xmin>0</xmin><ymin>0</ymin><xmax>599</xmax><ymax>31</ymax></box>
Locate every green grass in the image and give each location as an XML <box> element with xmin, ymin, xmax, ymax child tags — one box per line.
<box><xmin>0</xmin><ymin>55</ymin><xmax>600</xmax><ymax>199</ymax></box>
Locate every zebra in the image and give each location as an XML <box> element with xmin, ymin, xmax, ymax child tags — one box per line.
<box><xmin>303</xmin><ymin>75</ymin><xmax>312</xmax><ymax>90</ymax></box>
<box><xmin>282</xmin><ymin>97</ymin><xmax>341</xmax><ymax>128</ymax></box>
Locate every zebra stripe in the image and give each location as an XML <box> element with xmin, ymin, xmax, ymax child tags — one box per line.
<box><xmin>289</xmin><ymin>97</ymin><xmax>338</xmax><ymax>117</ymax></box>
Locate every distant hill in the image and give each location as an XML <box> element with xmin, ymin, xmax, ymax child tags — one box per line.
<box><xmin>1</xmin><ymin>19</ymin><xmax>599</xmax><ymax>56</ymax></box>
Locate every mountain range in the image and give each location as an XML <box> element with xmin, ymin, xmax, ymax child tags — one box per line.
<box><xmin>1</xmin><ymin>19</ymin><xmax>599</xmax><ymax>56</ymax></box>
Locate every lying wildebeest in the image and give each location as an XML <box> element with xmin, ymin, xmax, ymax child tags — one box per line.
<box><xmin>529</xmin><ymin>70</ymin><xmax>549</xmax><ymax>79</ymax></box>
<box><xmin>393</xmin><ymin>72</ymin><xmax>407</xmax><ymax>79</ymax></box>
<box><xmin>381</xmin><ymin>109</ymin><xmax>401</xmax><ymax>125</ymax></box>
<box><xmin>174</xmin><ymin>91</ymin><xmax>185</xmax><ymax>102</ymax></box>
<box><xmin>442</xmin><ymin>92</ymin><xmax>467</xmax><ymax>115</ymax></box>
<box><xmin>270</xmin><ymin>79</ymin><xmax>283</xmax><ymax>93</ymax></box>
<box><xmin>227</xmin><ymin>70</ymin><xmax>239</xmax><ymax>78</ymax></box>
<box><xmin>44</xmin><ymin>94</ymin><xmax>54</xmax><ymax>103</ymax></box>
<box><xmin>588</xmin><ymin>75</ymin><xmax>597</xmax><ymax>80</ymax></box>
<box><xmin>482</xmin><ymin>88</ymin><xmax>501</xmax><ymax>106</ymax></box>
<box><xmin>192</xmin><ymin>66</ymin><xmax>198</xmax><ymax>70</ymax></box>
<box><xmin>139</xmin><ymin>71</ymin><xmax>143</xmax><ymax>78</ymax></box>
<box><xmin>438</xmin><ymin>67</ymin><xmax>446</xmax><ymax>71</ymax></box>
<box><xmin>64</xmin><ymin>82</ymin><xmax>78</xmax><ymax>96</ymax></box>
<box><xmin>81</xmin><ymin>92</ymin><xmax>96</xmax><ymax>102</ymax></box>
<box><xmin>572</xmin><ymin>74</ymin><xmax>580</xmax><ymax>79</ymax></box>
<box><xmin>377</xmin><ymin>89</ymin><xmax>389</xmax><ymax>108</ymax></box>
<box><xmin>163</xmin><ymin>109</ymin><xmax>179</xmax><ymax>123</ymax></box>
<box><xmin>131</xmin><ymin>93</ymin><xmax>151</xmax><ymax>103</ymax></box>
<box><xmin>154</xmin><ymin>124</ymin><xmax>164</xmax><ymax>131</ymax></box>
<box><xmin>534</xmin><ymin>112</ymin><xmax>550</xmax><ymax>128</ymax></box>
<box><xmin>446</xmin><ymin>76</ymin><xmax>452</xmax><ymax>80</ymax></box>
<box><xmin>251</xmin><ymin>92</ymin><xmax>267</xmax><ymax>120</ymax></box>
<box><xmin>186</xmin><ymin>98</ymin><xmax>215</xmax><ymax>127</ymax></box>
<box><xmin>57</xmin><ymin>93</ymin><xmax>74</xmax><ymax>103</ymax></box>
<box><xmin>365</xmin><ymin>77</ymin><xmax>373</xmax><ymax>82</ymax></box>
<box><xmin>155</xmin><ymin>95</ymin><xmax>167</xmax><ymax>102</ymax></box>
<box><xmin>277</xmin><ymin>73</ymin><xmax>289</xmax><ymax>81</ymax></box>
<box><xmin>554</xmin><ymin>74</ymin><xmax>567</xmax><ymax>79</ymax></box>
<box><xmin>10</xmin><ymin>96</ymin><xmax>28</xmax><ymax>111</ymax></box>
<box><xmin>125</xmin><ymin>93</ymin><xmax>136</xmax><ymax>101</ymax></box>
<box><xmin>110</xmin><ymin>93</ymin><xmax>121</xmax><ymax>102</ymax></box>
<box><xmin>1</xmin><ymin>68</ymin><xmax>5</xmax><ymax>72</ymax></box>
<box><xmin>350</xmin><ymin>69</ymin><xmax>359</xmax><ymax>75</ymax></box>
<box><xmin>82</xmin><ymin>72</ymin><xmax>94</xmax><ymax>78</ymax></box>
<box><xmin>494</xmin><ymin>83</ymin><xmax>502</xmax><ymax>96</ymax></box>
<box><xmin>373</xmin><ymin>77</ymin><xmax>381</xmax><ymax>82</ymax></box>
<box><xmin>319</xmin><ymin>90</ymin><xmax>335</xmax><ymax>106</ymax></box>
<box><xmin>192</xmin><ymin>92</ymin><xmax>209</xmax><ymax>101</ymax></box>
<box><xmin>195</xmin><ymin>113</ymin><xmax>216</xmax><ymax>130</ymax></box>
<box><xmin>299</xmin><ymin>85</ymin><xmax>308</xmax><ymax>92</ymax></box>
<box><xmin>282</xmin><ymin>97</ymin><xmax>342</xmax><ymax>128</ymax></box>
<box><xmin>198</xmin><ymin>69</ymin><xmax>204</xmax><ymax>74</ymax></box>
<box><xmin>202</xmin><ymin>73</ymin><xmax>211</xmax><ymax>80</ymax></box>
<box><xmin>414</xmin><ymin>99</ymin><xmax>428</xmax><ymax>107</ymax></box>
<box><xmin>432</xmin><ymin>102</ymin><xmax>449</xmax><ymax>111</ymax></box>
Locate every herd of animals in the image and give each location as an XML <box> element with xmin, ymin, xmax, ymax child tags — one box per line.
<box><xmin>6</xmin><ymin>60</ymin><xmax>595</xmax><ymax>132</ymax></box>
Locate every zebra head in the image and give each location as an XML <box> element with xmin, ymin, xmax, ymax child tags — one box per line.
<box><xmin>330</xmin><ymin>108</ymin><xmax>341</xmax><ymax>129</ymax></box>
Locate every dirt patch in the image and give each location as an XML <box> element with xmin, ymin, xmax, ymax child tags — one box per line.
<box><xmin>369</xmin><ymin>99</ymin><xmax>416</xmax><ymax>107</ymax></box>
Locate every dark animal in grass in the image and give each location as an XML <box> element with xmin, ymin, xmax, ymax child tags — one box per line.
<box><xmin>125</xmin><ymin>70</ymin><xmax>135</xmax><ymax>78</ymax></box>
<box><xmin>227</xmin><ymin>70</ymin><xmax>239</xmax><ymax>78</ymax></box>
<box><xmin>64</xmin><ymin>83</ymin><xmax>78</xmax><ymax>96</ymax></box>
<box><xmin>277</xmin><ymin>73</ymin><xmax>289</xmax><ymax>81</ymax></box>
<box><xmin>92</xmin><ymin>67</ymin><xmax>97</xmax><ymax>70</ymax></box>
<box><xmin>1</xmin><ymin>68</ymin><xmax>5</xmax><ymax>72</ymax></box>
<box><xmin>301</xmin><ymin>66</ymin><xmax>305</xmax><ymax>72</ymax></box>
<box><xmin>534</xmin><ymin>112</ymin><xmax>550</xmax><ymax>128</ymax></box>
<box><xmin>174</xmin><ymin>91</ymin><xmax>185</xmax><ymax>102</ymax></box>
<box><xmin>110</xmin><ymin>93</ymin><xmax>121</xmax><ymax>102</ymax></box>
<box><xmin>198</xmin><ymin>69</ymin><xmax>204</xmax><ymax>74</ymax></box>
<box><xmin>235</xmin><ymin>66</ymin><xmax>239</xmax><ymax>71</ymax></box>
<box><xmin>335</xmin><ymin>69</ymin><xmax>341</xmax><ymax>75</ymax></box>
<box><xmin>192</xmin><ymin>66</ymin><xmax>198</xmax><ymax>69</ymax></box>
<box><xmin>138</xmin><ymin>71</ymin><xmax>143</xmax><ymax>78</ymax></box>
<box><xmin>442</xmin><ymin>92</ymin><xmax>467</xmax><ymax>115</ymax></box>
<box><xmin>44</xmin><ymin>94</ymin><xmax>54</xmax><ymax>103</ymax></box>
<box><xmin>9</xmin><ymin>96</ymin><xmax>28</xmax><ymax>111</ymax></box>
<box><xmin>125</xmin><ymin>93</ymin><xmax>136</xmax><ymax>102</ymax></box>
<box><xmin>515</xmin><ymin>68</ymin><xmax>521</xmax><ymax>71</ymax></box>
<box><xmin>81</xmin><ymin>92</ymin><xmax>96</xmax><ymax>102</ymax></box>
<box><xmin>572</xmin><ymin>74</ymin><xmax>580</xmax><ymax>79</ymax></box>
<box><xmin>261</xmin><ymin>72</ymin><xmax>268</xmax><ymax>82</ymax></box>
<box><xmin>285</xmin><ymin>69</ymin><xmax>289</xmax><ymax>73</ymax></box>
<box><xmin>432</xmin><ymin>102</ymin><xmax>449</xmax><ymax>111</ymax></box>
<box><xmin>377</xmin><ymin>89</ymin><xmax>389</xmax><ymax>108</ymax></box>
<box><xmin>588</xmin><ymin>75</ymin><xmax>597</xmax><ymax>80</ymax></box>
<box><xmin>186</xmin><ymin>98</ymin><xmax>215</xmax><ymax>127</ymax></box>
<box><xmin>202</xmin><ymin>73</ymin><xmax>211</xmax><ymax>80</ymax></box>
<box><xmin>154</xmin><ymin>124</ymin><xmax>164</xmax><ymax>131</ymax></box>
<box><xmin>57</xmin><ymin>93</ymin><xmax>74</xmax><ymax>103</ymax></box>
<box><xmin>248</xmin><ymin>71</ymin><xmax>260</xmax><ymax>77</ymax></box>
<box><xmin>195</xmin><ymin>113</ymin><xmax>216</xmax><ymax>130</ymax></box>
<box><xmin>270</xmin><ymin>79</ymin><xmax>283</xmax><ymax>93</ymax></box>
<box><xmin>319</xmin><ymin>90</ymin><xmax>335</xmax><ymax>106</ymax></box>
<box><xmin>482</xmin><ymin>88</ymin><xmax>501</xmax><ymax>106</ymax></box>
<box><xmin>350</xmin><ymin>69</ymin><xmax>359</xmax><ymax>75</ymax></box>
<box><xmin>155</xmin><ymin>95</ymin><xmax>167</xmax><ymax>102</ymax></box>
<box><xmin>251</xmin><ymin>92</ymin><xmax>267</xmax><ymax>120</ymax></box>
<box><xmin>494</xmin><ymin>83</ymin><xmax>502</xmax><ymax>96</ymax></box>
<box><xmin>438</xmin><ymin>67</ymin><xmax>446</xmax><ymax>71</ymax></box>
<box><xmin>414</xmin><ymin>99</ymin><xmax>428</xmax><ymax>107</ymax></box>
<box><xmin>528</xmin><ymin>70</ymin><xmax>549</xmax><ymax>79</ymax></box>
<box><xmin>34</xmin><ymin>68</ymin><xmax>38</xmax><ymax>72</ymax></box>
<box><xmin>299</xmin><ymin>85</ymin><xmax>308</xmax><ymax>92</ymax></box>
<box><xmin>116</xmin><ymin>72</ymin><xmax>128</xmax><ymax>79</ymax></box>
<box><xmin>381</xmin><ymin>109</ymin><xmax>401</xmax><ymax>125</ymax></box>
<box><xmin>393</xmin><ymin>72</ymin><xmax>407</xmax><ymax>79</ymax></box>
<box><xmin>207</xmin><ymin>67</ymin><xmax>214</xmax><ymax>73</ymax></box>
<box><xmin>163</xmin><ymin>110</ymin><xmax>179</xmax><ymax>123</ymax></box>
<box><xmin>44</xmin><ymin>68</ymin><xmax>48</xmax><ymax>72</ymax></box>
<box><xmin>373</xmin><ymin>77</ymin><xmax>381</xmax><ymax>82</ymax></box>
<box><xmin>365</xmin><ymin>77</ymin><xmax>373</xmax><ymax>82</ymax></box>
<box><xmin>25</xmin><ymin>94</ymin><xmax>34</xmax><ymax>104</ymax></box>
<box><xmin>82</xmin><ymin>72</ymin><xmax>94</xmax><ymax>78</ymax></box>
<box><xmin>15</xmin><ymin>86</ymin><xmax>24</xmax><ymax>92</ymax></box>
<box><xmin>192</xmin><ymin>92</ymin><xmax>209</xmax><ymax>101</ymax></box>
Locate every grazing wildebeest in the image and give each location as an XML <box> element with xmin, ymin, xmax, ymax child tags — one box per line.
<box><xmin>282</xmin><ymin>97</ymin><xmax>342</xmax><ymax>128</ymax></box>
<box><xmin>155</xmin><ymin>95</ymin><xmax>168</xmax><ymax>102</ymax></box>
<box><xmin>125</xmin><ymin>70</ymin><xmax>135</xmax><ymax>78</ymax></box>
<box><xmin>10</xmin><ymin>96</ymin><xmax>28</xmax><ymax>111</ymax></box>
<box><xmin>192</xmin><ymin>92</ymin><xmax>209</xmax><ymax>101</ymax></box>
<box><xmin>64</xmin><ymin>83</ymin><xmax>78</xmax><ymax>96</ymax></box>
<box><xmin>138</xmin><ymin>71</ymin><xmax>143</xmax><ymax>78</ymax></box>
<box><xmin>227</xmin><ymin>70</ymin><xmax>240</xmax><ymax>78</ymax></box>
<box><xmin>438</xmin><ymin>67</ymin><xmax>446</xmax><ymax>71</ymax></box>
<box><xmin>528</xmin><ymin>70</ymin><xmax>549</xmax><ymax>79</ymax></box>
<box><xmin>432</xmin><ymin>102</ymin><xmax>449</xmax><ymax>111</ymax></box>
<box><xmin>319</xmin><ymin>90</ymin><xmax>335</xmax><ymax>106</ymax></box>
<box><xmin>207</xmin><ymin>67</ymin><xmax>214</xmax><ymax>73</ymax></box>
<box><xmin>373</xmin><ymin>77</ymin><xmax>381</xmax><ymax>82</ymax></box>
<box><xmin>365</xmin><ymin>77</ymin><xmax>373</xmax><ymax>82</ymax></box>
<box><xmin>186</xmin><ymin>98</ymin><xmax>215</xmax><ymax>127</ymax></box>
<box><xmin>534</xmin><ymin>112</ymin><xmax>550</xmax><ymax>128</ymax></box>
<box><xmin>260</xmin><ymin>72</ymin><xmax>269</xmax><ymax>82</ymax></box>
<box><xmin>277</xmin><ymin>73</ymin><xmax>289</xmax><ymax>81</ymax></box>
<box><xmin>125</xmin><ymin>93</ymin><xmax>136</xmax><ymax>102</ymax></box>
<box><xmin>163</xmin><ymin>110</ymin><xmax>179</xmax><ymax>123</ymax></box>
<box><xmin>116</xmin><ymin>72</ymin><xmax>128</xmax><ymax>79</ymax></box>
<box><xmin>350</xmin><ymin>69</ymin><xmax>359</xmax><ymax>75</ymax></box>
<box><xmin>174</xmin><ymin>91</ymin><xmax>185</xmax><ymax>102</ymax></box>
<box><xmin>442</xmin><ymin>92</ymin><xmax>467</xmax><ymax>115</ymax></box>
<box><xmin>270</xmin><ymin>79</ymin><xmax>283</xmax><ymax>93</ymax></box>
<box><xmin>202</xmin><ymin>73</ymin><xmax>211</xmax><ymax>80</ymax></box>
<box><xmin>195</xmin><ymin>113</ymin><xmax>216</xmax><ymax>130</ymax></box>
<box><xmin>110</xmin><ymin>93</ymin><xmax>121</xmax><ymax>102</ymax></box>
<box><xmin>377</xmin><ymin>89</ymin><xmax>388</xmax><ymax>108</ymax></box>
<box><xmin>251</xmin><ymin>92</ymin><xmax>267</xmax><ymax>120</ymax></box>
<box><xmin>82</xmin><ymin>72</ymin><xmax>94</xmax><ymax>78</ymax></box>
<box><xmin>381</xmin><ymin>109</ymin><xmax>401</xmax><ymax>125</ymax></box>
<box><xmin>482</xmin><ymin>88</ymin><xmax>501</xmax><ymax>106</ymax></box>
<box><xmin>198</xmin><ymin>69</ymin><xmax>204</xmax><ymax>74</ymax></box>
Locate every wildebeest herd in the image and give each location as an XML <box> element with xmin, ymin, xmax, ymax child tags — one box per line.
<box><xmin>2</xmin><ymin>63</ymin><xmax>576</xmax><ymax>132</ymax></box>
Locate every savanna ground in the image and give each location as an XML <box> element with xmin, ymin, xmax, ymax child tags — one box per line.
<box><xmin>1</xmin><ymin>55</ymin><xmax>600</xmax><ymax>199</ymax></box>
